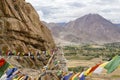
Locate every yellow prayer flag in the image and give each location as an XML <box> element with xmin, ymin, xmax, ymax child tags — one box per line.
<box><xmin>71</xmin><ymin>72</ymin><xmax>80</xmax><ymax>80</ymax></box>
<box><xmin>84</xmin><ymin>67</ymin><xmax>92</xmax><ymax>76</ymax></box>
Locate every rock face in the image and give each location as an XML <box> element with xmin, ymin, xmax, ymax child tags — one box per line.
<box><xmin>0</xmin><ymin>0</ymin><xmax>55</xmax><ymax>52</ymax></box>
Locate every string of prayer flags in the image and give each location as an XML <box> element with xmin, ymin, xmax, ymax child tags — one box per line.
<box><xmin>0</xmin><ymin>59</ymin><xmax>10</xmax><ymax>78</ymax></box>
<box><xmin>0</xmin><ymin>58</ymin><xmax>32</xmax><ymax>80</ymax></box>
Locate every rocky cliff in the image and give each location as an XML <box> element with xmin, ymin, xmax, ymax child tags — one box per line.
<box><xmin>0</xmin><ymin>0</ymin><xmax>55</xmax><ymax>52</ymax></box>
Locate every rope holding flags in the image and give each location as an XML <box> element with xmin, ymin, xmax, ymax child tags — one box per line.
<box><xmin>1</xmin><ymin>48</ymin><xmax>120</xmax><ymax>80</ymax></box>
<box><xmin>0</xmin><ymin>58</ymin><xmax>33</xmax><ymax>80</ymax></box>
<box><xmin>62</xmin><ymin>55</ymin><xmax>120</xmax><ymax>80</ymax></box>
<box><xmin>0</xmin><ymin>48</ymin><xmax>65</xmax><ymax>80</ymax></box>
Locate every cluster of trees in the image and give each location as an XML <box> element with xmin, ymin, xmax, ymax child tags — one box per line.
<box><xmin>63</xmin><ymin>43</ymin><xmax>120</xmax><ymax>61</ymax></box>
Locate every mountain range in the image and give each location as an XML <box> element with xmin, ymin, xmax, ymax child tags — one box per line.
<box><xmin>43</xmin><ymin>14</ymin><xmax>120</xmax><ymax>45</ymax></box>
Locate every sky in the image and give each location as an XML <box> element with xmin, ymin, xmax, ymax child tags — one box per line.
<box><xmin>26</xmin><ymin>0</ymin><xmax>120</xmax><ymax>23</ymax></box>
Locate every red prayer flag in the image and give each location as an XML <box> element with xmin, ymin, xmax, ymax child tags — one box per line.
<box><xmin>0</xmin><ymin>58</ymin><xmax>6</xmax><ymax>67</ymax></box>
<box><xmin>87</xmin><ymin>63</ymin><xmax>101</xmax><ymax>75</ymax></box>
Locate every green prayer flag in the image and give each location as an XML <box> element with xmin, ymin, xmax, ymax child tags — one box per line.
<box><xmin>0</xmin><ymin>62</ymin><xmax>9</xmax><ymax>77</ymax></box>
<box><xmin>74</xmin><ymin>77</ymin><xmax>78</xmax><ymax>80</ymax></box>
<box><xmin>104</xmin><ymin>55</ymin><xmax>120</xmax><ymax>73</ymax></box>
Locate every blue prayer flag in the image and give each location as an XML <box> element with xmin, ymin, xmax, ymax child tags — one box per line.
<box><xmin>63</xmin><ymin>72</ymin><xmax>73</xmax><ymax>80</ymax></box>
<box><xmin>79</xmin><ymin>74</ymin><xmax>85</xmax><ymax>80</ymax></box>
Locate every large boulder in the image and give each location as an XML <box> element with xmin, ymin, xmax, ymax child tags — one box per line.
<box><xmin>0</xmin><ymin>0</ymin><xmax>55</xmax><ymax>52</ymax></box>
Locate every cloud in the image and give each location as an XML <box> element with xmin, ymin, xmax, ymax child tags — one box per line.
<box><xmin>26</xmin><ymin>0</ymin><xmax>120</xmax><ymax>23</ymax></box>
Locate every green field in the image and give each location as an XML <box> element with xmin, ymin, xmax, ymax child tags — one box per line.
<box><xmin>63</xmin><ymin>42</ymin><xmax>120</xmax><ymax>61</ymax></box>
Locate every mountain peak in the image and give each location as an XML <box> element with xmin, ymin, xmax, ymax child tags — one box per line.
<box><xmin>86</xmin><ymin>13</ymin><xmax>102</xmax><ymax>17</ymax></box>
<box><xmin>86</xmin><ymin>13</ymin><xmax>105</xmax><ymax>19</ymax></box>
<box><xmin>73</xmin><ymin>13</ymin><xmax>114</xmax><ymax>27</ymax></box>
<box><xmin>77</xmin><ymin>13</ymin><xmax>106</xmax><ymax>22</ymax></box>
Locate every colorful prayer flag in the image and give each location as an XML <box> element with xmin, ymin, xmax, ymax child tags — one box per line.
<box><xmin>84</xmin><ymin>68</ymin><xmax>91</xmax><ymax>76</ymax></box>
<box><xmin>104</xmin><ymin>55</ymin><xmax>120</xmax><ymax>73</ymax></box>
<box><xmin>6</xmin><ymin>68</ymin><xmax>18</xmax><ymax>78</ymax></box>
<box><xmin>79</xmin><ymin>74</ymin><xmax>85</xmax><ymax>80</ymax></box>
<box><xmin>63</xmin><ymin>72</ymin><xmax>73</xmax><ymax>80</ymax></box>
<box><xmin>93</xmin><ymin>62</ymin><xmax>108</xmax><ymax>74</ymax></box>
<box><xmin>0</xmin><ymin>74</ymin><xmax>7</xmax><ymax>80</ymax></box>
<box><xmin>71</xmin><ymin>72</ymin><xmax>80</xmax><ymax>80</ymax></box>
<box><xmin>87</xmin><ymin>63</ymin><xmax>101</xmax><ymax>75</ymax></box>
<box><xmin>0</xmin><ymin>58</ymin><xmax>5</xmax><ymax>67</ymax></box>
<box><xmin>79</xmin><ymin>72</ymin><xmax>84</xmax><ymax>78</ymax></box>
